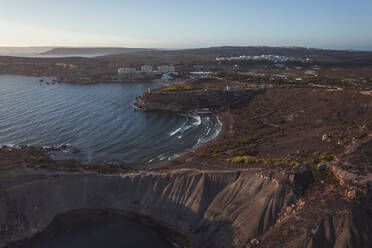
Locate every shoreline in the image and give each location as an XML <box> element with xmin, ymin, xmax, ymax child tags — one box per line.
<box><xmin>152</xmin><ymin>112</ymin><xmax>223</xmax><ymax>168</ymax></box>
<box><xmin>0</xmin><ymin>112</ymin><xmax>225</xmax><ymax>172</ymax></box>
<box><xmin>0</xmin><ymin>73</ymin><xmax>163</xmax><ymax>85</ymax></box>
<box><xmin>132</xmin><ymin>104</ymin><xmax>224</xmax><ymax>169</ymax></box>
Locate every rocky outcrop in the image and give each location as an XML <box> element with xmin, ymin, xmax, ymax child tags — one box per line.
<box><xmin>327</xmin><ymin>135</ymin><xmax>372</xmax><ymax>195</ymax></box>
<box><xmin>135</xmin><ymin>89</ymin><xmax>261</xmax><ymax>112</ymax></box>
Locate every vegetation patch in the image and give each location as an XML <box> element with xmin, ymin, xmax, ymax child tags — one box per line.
<box><xmin>226</xmin><ymin>155</ymin><xmax>299</xmax><ymax>167</ymax></box>
<box><xmin>158</xmin><ymin>85</ymin><xmax>193</xmax><ymax>92</ymax></box>
<box><xmin>303</xmin><ymin>152</ymin><xmax>340</xmax><ymax>167</ymax></box>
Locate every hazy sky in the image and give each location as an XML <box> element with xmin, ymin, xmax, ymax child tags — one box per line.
<box><xmin>1</xmin><ymin>0</ymin><xmax>372</xmax><ymax>50</ymax></box>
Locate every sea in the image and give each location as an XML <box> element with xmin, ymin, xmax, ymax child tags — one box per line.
<box><xmin>0</xmin><ymin>75</ymin><xmax>221</xmax><ymax>169</ymax></box>
<box><xmin>0</xmin><ymin>47</ymin><xmax>105</xmax><ymax>58</ymax></box>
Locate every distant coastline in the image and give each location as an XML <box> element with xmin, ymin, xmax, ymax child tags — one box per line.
<box><xmin>40</xmin><ymin>47</ymin><xmax>152</xmax><ymax>56</ymax></box>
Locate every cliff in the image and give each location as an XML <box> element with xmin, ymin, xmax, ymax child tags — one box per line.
<box><xmin>0</xmin><ymin>168</ymin><xmax>282</xmax><ymax>247</ymax></box>
<box><xmin>1</xmin><ymin>166</ymin><xmax>371</xmax><ymax>248</ymax></box>
<box><xmin>135</xmin><ymin>88</ymin><xmax>261</xmax><ymax>113</ymax></box>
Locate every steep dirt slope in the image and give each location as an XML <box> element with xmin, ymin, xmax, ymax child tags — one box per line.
<box><xmin>0</xmin><ymin>168</ymin><xmax>291</xmax><ymax>247</ymax></box>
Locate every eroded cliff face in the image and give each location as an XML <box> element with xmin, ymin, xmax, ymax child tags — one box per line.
<box><xmin>259</xmin><ymin>136</ymin><xmax>372</xmax><ymax>248</ymax></box>
<box><xmin>0</xmin><ymin>168</ymin><xmax>291</xmax><ymax>248</ymax></box>
<box><xmin>1</xmin><ymin>165</ymin><xmax>371</xmax><ymax>248</ymax></box>
<box><xmin>135</xmin><ymin>89</ymin><xmax>260</xmax><ymax>112</ymax></box>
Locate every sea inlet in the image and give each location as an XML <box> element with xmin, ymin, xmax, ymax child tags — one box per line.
<box><xmin>0</xmin><ymin>75</ymin><xmax>221</xmax><ymax>169</ymax></box>
<box><xmin>0</xmin><ymin>75</ymin><xmax>222</xmax><ymax>247</ymax></box>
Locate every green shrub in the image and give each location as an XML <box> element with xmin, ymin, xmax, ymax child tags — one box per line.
<box><xmin>226</xmin><ymin>156</ymin><xmax>299</xmax><ymax>167</ymax></box>
<box><xmin>313</xmin><ymin>153</ymin><xmax>338</xmax><ymax>163</ymax></box>
<box><xmin>159</xmin><ymin>85</ymin><xmax>193</xmax><ymax>92</ymax></box>
<box><xmin>30</xmin><ymin>155</ymin><xmax>45</xmax><ymax>163</ymax></box>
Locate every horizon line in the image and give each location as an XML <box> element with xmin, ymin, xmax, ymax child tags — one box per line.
<box><xmin>1</xmin><ymin>45</ymin><xmax>372</xmax><ymax>52</ymax></box>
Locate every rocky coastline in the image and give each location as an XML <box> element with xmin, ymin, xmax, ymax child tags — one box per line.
<box><xmin>134</xmin><ymin>87</ymin><xmax>261</xmax><ymax>113</ymax></box>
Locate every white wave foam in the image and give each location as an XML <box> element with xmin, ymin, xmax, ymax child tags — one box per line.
<box><xmin>191</xmin><ymin>114</ymin><xmax>201</xmax><ymax>126</ymax></box>
<box><xmin>182</xmin><ymin>125</ymin><xmax>192</xmax><ymax>132</ymax></box>
<box><xmin>170</xmin><ymin>116</ymin><xmax>188</xmax><ymax>136</ymax></box>
<box><xmin>168</xmin><ymin>238</ymin><xmax>181</xmax><ymax>248</ymax></box>
<box><xmin>209</xmin><ymin>116</ymin><xmax>223</xmax><ymax>140</ymax></box>
<box><xmin>192</xmin><ymin>115</ymin><xmax>223</xmax><ymax>149</ymax></box>
<box><xmin>170</xmin><ymin>113</ymin><xmax>201</xmax><ymax>138</ymax></box>
<box><xmin>170</xmin><ymin>127</ymin><xmax>183</xmax><ymax>136</ymax></box>
<box><xmin>170</xmin><ymin>124</ymin><xmax>193</xmax><ymax>137</ymax></box>
<box><xmin>206</xmin><ymin>127</ymin><xmax>212</xmax><ymax>136</ymax></box>
<box><xmin>3</xmin><ymin>143</ymin><xmax>17</xmax><ymax>148</ymax></box>
<box><xmin>195</xmin><ymin>138</ymin><xmax>202</xmax><ymax>147</ymax></box>
<box><xmin>158</xmin><ymin>154</ymin><xmax>167</xmax><ymax>161</ymax></box>
<box><xmin>57</xmin><ymin>143</ymin><xmax>72</xmax><ymax>148</ymax></box>
<box><xmin>168</xmin><ymin>153</ymin><xmax>181</xmax><ymax>161</ymax></box>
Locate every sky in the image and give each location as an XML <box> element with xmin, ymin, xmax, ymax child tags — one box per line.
<box><xmin>0</xmin><ymin>0</ymin><xmax>372</xmax><ymax>50</ymax></box>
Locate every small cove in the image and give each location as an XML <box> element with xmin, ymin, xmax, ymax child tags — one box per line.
<box><xmin>0</xmin><ymin>75</ymin><xmax>221</xmax><ymax>169</ymax></box>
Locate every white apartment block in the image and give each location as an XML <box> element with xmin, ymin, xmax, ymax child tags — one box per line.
<box><xmin>157</xmin><ymin>65</ymin><xmax>176</xmax><ymax>73</ymax></box>
<box><xmin>141</xmin><ymin>65</ymin><xmax>153</xmax><ymax>73</ymax></box>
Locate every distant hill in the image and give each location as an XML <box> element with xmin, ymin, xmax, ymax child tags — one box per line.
<box><xmin>98</xmin><ymin>46</ymin><xmax>372</xmax><ymax>66</ymax></box>
<box><xmin>3</xmin><ymin>46</ymin><xmax>372</xmax><ymax>67</ymax></box>
<box><xmin>41</xmin><ymin>47</ymin><xmax>153</xmax><ymax>56</ymax></box>
<box><xmin>0</xmin><ymin>47</ymin><xmax>53</xmax><ymax>57</ymax></box>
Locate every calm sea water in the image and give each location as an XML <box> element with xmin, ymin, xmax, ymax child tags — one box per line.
<box><xmin>0</xmin><ymin>75</ymin><xmax>220</xmax><ymax>169</ymax></box>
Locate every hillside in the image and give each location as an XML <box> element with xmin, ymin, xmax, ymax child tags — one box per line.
<box><xmin>41</xmin><ymin>47</ymin><xmax>153</xmax><ymax>56</ymax></box>
<box><xmin>99</xmin><ymin>46</ymin><xmax>372</xmax><ymax>66</ymax></box>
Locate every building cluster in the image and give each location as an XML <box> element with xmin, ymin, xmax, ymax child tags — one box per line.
<box><xmin>157</xmin><ymin>65</ymin><xmax>176</xmax><ymax>74</ymax></box>
<box><xmin>189</xmin><ymin>71</ymin><xmax>213</xmax><ymax>79</ymax></box>
<box><xmin>216</xmin><ymin>55</ymin><xmax>312</xmax><ymax>63</ymax></box>
<box><xmin>117</xmin><ymin>65</ymin><xmax>176</xmax><ymax>75</ymax></box>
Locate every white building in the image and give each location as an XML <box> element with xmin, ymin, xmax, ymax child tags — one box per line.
<box><xmin>118</xmin><ymin>67</ymin><xmax>137</xmax><ymax>74</ymax></box>
<box><xmin>141</xmin><ymin>65</ymin><xmax>153</xmax><ymax>73</ymax></box>
<box><xmin>161</xmin><ymin>73</ymin><xmax>173</xmax><ymax>82</ymax></box>
<box><xmin>157</xmin><ymin>65</ymin><xmax>176</xmax><ymax>73</ymax></box>
<box><xmin>189</xmin><ymin>71</ymin><xmax>213</xmax><ymax>79</ymax></box>
<box><xmin>216</xmin><ymin>54</ymin><xmax>311</xmax><ymax>64</ymax></box>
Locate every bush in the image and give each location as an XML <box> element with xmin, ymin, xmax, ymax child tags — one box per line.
<box><xmin>226</xmin><ymin>156</ymin><xmax>299</xmax><ymax>167</ymax></box>
<box><xmin>159</xmin><ymin>85</ymin><xmax>193</xmax><ymax>92</ymax></box>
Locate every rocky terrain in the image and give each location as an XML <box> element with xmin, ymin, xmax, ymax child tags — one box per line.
<box><xmin>0</xmin><ymin>168</ymin><xmax>283</xmax><ymax>247</ymax></box>
<box><xmin>142</xmin><ymin>86</ymin><xmax>372</xmax><ymax>247</ymax></box>
<box><xmin>1</xmin><ymin>148</ymin><xmax>371</xmax><ymax>247</ymax></box>
<box><xmin>1</xmin><ymin>84</ymin><xmax>372</xmax><ymax>247</ymax></box>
